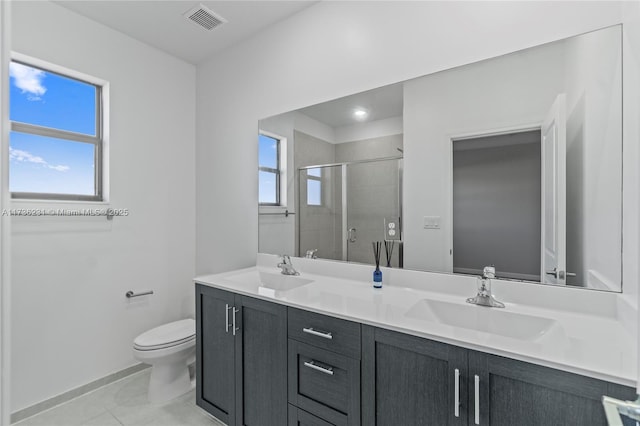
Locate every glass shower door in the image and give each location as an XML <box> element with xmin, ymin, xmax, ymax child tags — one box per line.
<box><xmin>298</xmin><ymin>165</ymin><xmax>343</xmax><ymax>261</ymax></box>
<box><xmin>345</xmin><ymin>159</ymin><xmax>401</xmax><ymax>266</ymax></box>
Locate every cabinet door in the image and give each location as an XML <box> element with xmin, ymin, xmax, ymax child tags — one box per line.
<box><xmin>196</xmin><ymin>285</ymin><xmax>236</xmax><ymax>425</ymax></box>
<box><xmin>362</xmin><ymin>326</ymin><xmax>468</xmax><ymax>426</ymax></box>
<box><xmin>235</xmin><ymin>295</ymin><xmax>288</xmax><ymax>426</ymax></box>
<box><xmin>468</xmin><ymin>351</ymin><xmax>636</xmax><ymax>426</ymax></box>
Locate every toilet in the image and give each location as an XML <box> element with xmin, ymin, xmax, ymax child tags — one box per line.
<box><xmin>133</xmin><ymin>318</ymin><xmax>196</xmax><ymax>403</ymax></box>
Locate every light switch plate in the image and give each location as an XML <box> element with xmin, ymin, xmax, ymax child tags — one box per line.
<box><xmin>384</xmin><ymin>217</ymin><xmax>401</xmax><ymax>240</ymax></box>
<box><xmin>423</xmin><ymin>216</ymin><xmax>441</xmax><ymax>229</ymax></box>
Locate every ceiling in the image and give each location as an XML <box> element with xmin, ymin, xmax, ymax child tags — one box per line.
<box><xmin>53</xmin><ymin>1</ymin><xmax>318</xmax><ymax>64</ymax></box>
<box><xmin>297</xmin><ymin>82</ymin><xmax>404</xmax><ymax>128</ymax></box>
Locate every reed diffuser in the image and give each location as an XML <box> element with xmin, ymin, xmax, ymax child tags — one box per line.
<box><xmin>372</xmin><ymin>241</ymin><xmax>383</xmax><ymax>288</ymax></box>
<box><xmin>384</xmin><ymin>240</ymin><xmax>395</xmax><ymax>268</ymax></box>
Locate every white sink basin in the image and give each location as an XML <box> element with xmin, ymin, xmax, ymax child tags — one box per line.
<box><xmin>405</xmin><ymin>299</ymin><xmax>559</xmax><ymax>340</ymax></box>
<box><xmin>224</xmin><ymin>270</ymin><xmax>314</xmax><ymax>296</ymax></box>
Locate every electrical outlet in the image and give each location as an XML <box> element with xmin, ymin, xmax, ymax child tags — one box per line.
<box><xmin>384</xmin><ymin>217</ymin><xmax>401</xmax><ymax>240</ymax></box>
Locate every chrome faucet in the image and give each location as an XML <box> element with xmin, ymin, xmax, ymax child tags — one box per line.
<box><xmin>466</xmin><ymin>265</ymin><xmax>505</xmax><ymax>308</ymax></box>
<box><xmin>277</xmin><ymin>255</ymin><xmax>299</xmax><ymax>276</ymax></box>
<box><xmin>305</xmin><ymin>249</ymin><xmax>318</xmax><ymax>259</ymax></box>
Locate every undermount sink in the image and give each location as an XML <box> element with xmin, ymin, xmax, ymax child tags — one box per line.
<box><xmin>405</xmin><ymin>299</ymin><xmax>559</xmax><ymax>340</ymax></box>
<box><xmin>224</xmin><ymin>270</ymin><xmax>314</xmax><ymax>296</ymax></box>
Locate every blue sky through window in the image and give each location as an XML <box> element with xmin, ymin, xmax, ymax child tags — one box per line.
<box><xmin>258</xmin><ymin>134</ymin><xmax>278</xmax><ymax>169</ymax></box>
<box><xmin>9</xmin><ymin>62</ymin><xmax>97</xmax><ymax>195</ymax></box>
<box><xmin>259</xmin><ymin>134</ymin><xmax>279</xmax><ymax>204</ymax></box>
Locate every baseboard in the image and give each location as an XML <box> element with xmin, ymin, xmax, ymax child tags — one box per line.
<box><xmin>11</xmin><ymin>363</ymin><xmax>149</xmax><ymax>424</ymax></box>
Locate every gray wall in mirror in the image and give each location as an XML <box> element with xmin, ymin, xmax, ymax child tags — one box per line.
<box><xmin>258</xmin><ymin>25</ymin><xmax>623</xmax><ymax>292</ymax></box>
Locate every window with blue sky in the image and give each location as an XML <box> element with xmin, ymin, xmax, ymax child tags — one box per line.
<box><xmin>258</xmin><ymin>134</ymin><xmax>280</xmax><ymax>205</ymax></box>
<box><xmin>306</xmin><ymin>168</ymin><xmax>322</xmax><ymax>206</ymax></box>
<box><xmin>9</xmin><ymin>60</ymin><xmax>102</xmax><ymax>200</ymax></box>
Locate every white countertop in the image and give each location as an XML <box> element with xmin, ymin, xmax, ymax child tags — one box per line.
<box><xmin>194</xmin><ymin>254</ymin><xmax>637</xmax><ymax>388</ymax></box>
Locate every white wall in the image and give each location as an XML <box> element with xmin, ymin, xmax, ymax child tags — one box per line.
<box><xmin>624</xmin><ymin>0</ymin><xmax>640</xmax><ymax>309</ymax></box>
<box><xmin>10</xmin><ymin>1</ymin><xmax>195</xmax><ymax>411</ymax></box>
<box><xmin>196</xmin><ymin>1</ymin><xmax>629</xmax><ymax>279</ymax></box>
<box><xmin>403</xmin><ymin>40</ymin><xmax>566</xmax><ymax>272</ymax></box>
<box><xmin>564</xmin><ymin>26</ymin><xmax>623</xmax><ymax>290</ymax></box>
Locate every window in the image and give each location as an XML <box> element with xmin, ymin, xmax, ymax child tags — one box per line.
<box><xmin>306</xmin><ymin>168</ymin><xmax>322</xmax><ymax>206</ymax></box>
<box><xmin>9</xmin><ymin>59</ymin><xmax>104</xmax><ymax>201</ymax></box>
<box><xmin>258</xmin><ymin>133</ymin><xmax>281</xmax><ymax>205</ymax></box>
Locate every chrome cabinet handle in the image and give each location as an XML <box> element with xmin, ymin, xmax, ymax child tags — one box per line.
<box><xmin>302</xmin><ymin>327</ymin><xmax>333</xmax><ymax>340</ymax></box>
<box><xmin>232</xmin><ymin>307</ymin><xmax>239</xmax><ymax>336</ymax></box>
<box><xmin>225</xmin><ymin>304</ymin><xmax>231</xmax><ymax>333</ymax></box>
<box><xmin>303</xmin><ymin>360</ymin><xmax>334</xmax><ymax>376</ymax></box>
<box><xmin>474</xmin><ymin>374</ymin><xmax>480</xmax><ymax>425</ymax></box>
<box><xmin>454</xmin><ymin>368</ymin><xmax>460</xmax><ymax>418</ymax></box>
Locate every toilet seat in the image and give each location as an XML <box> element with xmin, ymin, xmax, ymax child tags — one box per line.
<box><xmin>134</xmin><ymin>318</ymin><xmax>195</xmax><ymax>351</ymax></box>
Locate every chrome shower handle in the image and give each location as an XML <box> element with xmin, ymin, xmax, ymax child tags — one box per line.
<box><xmin>348</xmin><ymin>227</ymin><xmax>357</xmax><ymax>243</ymax></box>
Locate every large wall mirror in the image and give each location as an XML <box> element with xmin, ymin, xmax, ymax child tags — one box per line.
<box><xmin>258</xmin><ymin>25</ymin><xmax>623</xmax><ymax>292</ymax></box>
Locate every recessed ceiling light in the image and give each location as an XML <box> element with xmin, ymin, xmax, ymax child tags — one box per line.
<box><xmin>353</xmin><ymin>108</ymin><xmax>369</xmax><ymax>120</ymax></box>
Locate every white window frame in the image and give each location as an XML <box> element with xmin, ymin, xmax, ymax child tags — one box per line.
<box><xmin>9</xmin><ymin>53</ymin><xmax>108</xmax><ymax>202</ymax></box>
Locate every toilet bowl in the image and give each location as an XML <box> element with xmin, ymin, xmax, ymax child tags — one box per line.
<box><xmin>133</xmin><ymin>318</ymin><xmax>196</xmax><ymax>403</ymax></box>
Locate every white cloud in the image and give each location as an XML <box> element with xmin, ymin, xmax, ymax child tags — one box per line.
<box><xmin>9</xmin><ymin>62</ymin><xmax>47</xmax><ymax>100</ymax></box>
<box><xmin>10</xmin><ymin>147</ymin><xmax>69</xmax><ymax>172</ymax></box>
<box><xmin>10</xmin><ymin>148</ymin><xmax>46</xmax><ymax>165</ymax></box>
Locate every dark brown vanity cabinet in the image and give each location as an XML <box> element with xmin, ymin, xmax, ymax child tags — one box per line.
<box><xmin>196</xmin><ymin>285</ymin><xmax>287</xmax><ymax>426</ymax></box>
<box><xmin>362</xmin><ymin>325</ymin><xmax>636</xmax><ymax>426</ymax></box>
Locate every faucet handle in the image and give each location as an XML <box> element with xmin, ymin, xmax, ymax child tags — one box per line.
<box><xmin>483</xmin><ymin>265</ymin><xmax>496</xmax><ymax>279</ymax></box>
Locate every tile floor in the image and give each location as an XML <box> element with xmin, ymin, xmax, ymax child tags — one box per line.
<box><xmin>13</xmin><ymin>369</ymin><xmax>225</xmax><ymax>426</ymax></box>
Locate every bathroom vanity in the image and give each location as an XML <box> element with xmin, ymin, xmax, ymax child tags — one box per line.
<box><xmin>194</xmin><ymin>255</ymin><xmax>637</xmax><ymax>426</ymax></box>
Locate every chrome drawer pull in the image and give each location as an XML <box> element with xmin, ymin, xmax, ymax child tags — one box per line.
<box><xmin>225</xmin><ymin>304</ymin><xmax>231</xmax><ymax>333</ymax></box>
<box><xmin>474</xmin><ymin>374</ymin><xmax>480</xmax><ymax>425</ymax></box>
<box><xmin>303</xmin><ymin>360</ymin><xmax>334</xmax><ymax>376</ymax></box>
<box><xmin>302</xmin><ymin>327</ymin><xmax>333</xmax><ymax>340</ymax></box>
<box><xmin>232</xmin><ymin>307</ymin><xmax>239</xmax><ymax>336</ymax></box>
<box><xmin>454</xmin><ymin>368</ymin><xmax>460</xmax><ymax>418</ymax></box>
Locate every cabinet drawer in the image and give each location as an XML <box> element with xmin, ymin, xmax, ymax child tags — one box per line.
<box><xmin>288</xmin><ymin>340</ymin><xmax>360</xmax><ymax>426</ymax></box>
<box><xmin>288</xmin><ymin>405</ymin><xmax>336</xmax><ymax>426</ymax></box>
<box><xmin>288</xmin><ymin>308</ymin><xmax>361</xmax><ymax>359</ymax></box>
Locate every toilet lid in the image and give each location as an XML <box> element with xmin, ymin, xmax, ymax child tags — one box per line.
<box><xmin>134</xmin><ymin>319</ymin><xmax>195</xmax><ymax>350</ymax></box>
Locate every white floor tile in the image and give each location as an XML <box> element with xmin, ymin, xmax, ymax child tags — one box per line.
<box><xmin>14</xmin><ymin>370</ymin><xmax>224</xmax><ymax>426</ymax></box>
<box><xmin>81</xmin><ymin>412</ymin><xmax>123</xmax><ymax>426</ymax></box>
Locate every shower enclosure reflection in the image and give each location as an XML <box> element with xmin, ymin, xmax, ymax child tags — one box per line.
<box><xmin>298</xmin><ymin>157</ymin><xmax>402</xmax><ymax>266</ymax></box>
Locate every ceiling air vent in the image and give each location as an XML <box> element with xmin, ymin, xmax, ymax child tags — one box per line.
<box><xmin>183</xmin><ymin>4</ymin><xmax>227</xmax><ymax>31</ymax></box>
